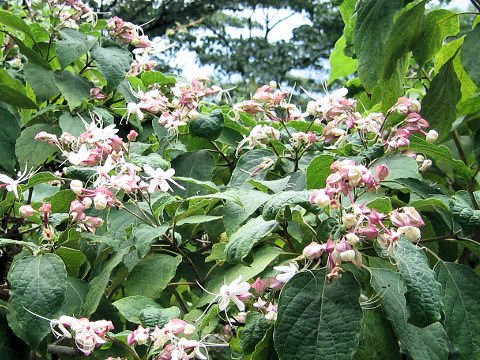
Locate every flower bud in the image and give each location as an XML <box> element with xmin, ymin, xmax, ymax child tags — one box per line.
<box><xmin>70</xmin><ymin>180</ymin><xmax>83</xmax><ymax>195</ymax></box>
<box><xmin>309</xmin><ymin>189</ymin><xmax>330</xmax><ymax>208</ymax></box>
<box><xmin>306</xmin><ymin>101</ymin><xmax>319</xmax><ymax>115</ymax></box>
<box><xmin>269</xmin><ymin>80</ymin><xmax>277</xmax><ymax>89</ymax></box>
<box><xmin>265</xmin><ymin>311</ymin><xmax>277</xmax><ymax>324</ymax></box>
<box><xmin>94</xmin><ymin>194</ymin><xmax>107</xmax><ymax>210</ymax></box>
<box><xmin>345</xmin><ymin>233</ymin><xmax>360</xmax><ymax>246</ymax></box>
<box><xmin>302</xmin><ymin>241</ymin><xmax>324</xmax><ymax>260</ymax></box>
<box><xmin>398</xmin><ymin>226</ymin><xmax>421</xmax><ymax>242</ymax></box>
<box><xmin>83</xmin><ymin>197</ymin><xmax>92</xmax><ymax>209</ymax></box>
<box><xmin>127</xmin><ymin>130</ymin><xmax>138</xmax><ymax>142</ymax></box>
<box><xmin>415</xmin><ymin>154</ymin><xmax>425</xmax><ymax>165</ymax></box>
<box><xmin>251</xmin><ymin>277</ymin><xmax>267</xmax><ymax>294</ymax></box>
<box><xmin>426</xmin><ymin>130</ymin><xmax>438</xmax><ymax>143</ymax></box>
<box><xmin>339</xmin><ymin>249</ymin><xmax>356</xmax><ymax>262</ymax></box>
<box><xmin>19</xmin><ymin>205</ymin><xmax>36</xmax><ymax>217</ymax></box>
<box><xmin>188</xmin><ymin>109</ymin><xmax>200</xmax><ymax>120</ymax></box>
<box><xmin>348</xmin><ymin>167</ymin><xmax>363</xmax><ymax>186</ymax></box>
<box><xmin>419</xmin><ymin>159</ymin><xmax>432</xmax><ymax>172</ymax></box>
<box><xmin>342</xmin><ymin>213</ymin><xmax>358</xmax><ymax>228</ymax></box>
<box><xmin>39</xmin><ymin>202</ymin><xmax>52</xmax><ymax>215</ymax></box>
<box><xmin>183</xmin><ymin>324</ymin><xmax>196</xmax><ymax>336</ymax></box>
<box><xmin>375</xmin><ymin>164</ymin><xmax>390</xmax><ymax>181</ymax></box>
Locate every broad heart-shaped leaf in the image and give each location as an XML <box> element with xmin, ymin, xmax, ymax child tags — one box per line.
<box><xmin>408</xmin><ymin>135</ymin><xmax>472</xmax><ymax>181</ymax></box>
<box><xmin>0</xmin><ymin>108</ymin><xmax>20</xmax><ymax>175</ymax></box>
<box><xmin>54</xmin><ymin>70</ymin><xmax>93</xmax><ymax>110</ymax></box>
<box><xmin>7</xmin><ymin>254</ymin><xmax>67</xmax><ymax>349</ymax></box>
<box><xmin>328</xmin><ymin>35</ymin><xmax>357</xmax><ymax>84</ymax></box>
<box><xmin>44</xmin><ymin>189</ymin><xmax>76</xmax><ymax>213</ymax></box>
<box><xmin>262</xmin><ymin>190</ymin><xmax>317</xmax><ymax>221</ymax></box>
<box><xmin>353</xmin><ymin>0</ymin><xmax>402</xmax><ymax>90</ymax></box>
<box><xmin>251</xmin><ymin>326</ymin><xmax>278</xmax><ymax>360</ymax></box>
<box><xmin>124</xmin><ymin>254</ymin><xmax>182</xmax><ymax>298</ymax></box>
<box><xmin>0</xmin><ymin>10</ymin><xmax>33</xmax><ymax>39</ymax></box>
<box><xmin>133</xmin><ymin>224</ymin><xmax>169</xmax><ymax>258</ymax></box>
<box><xmin>239</xmin><ymin>312</ymin><xmax>271</xmax><ymax>355</ymax></box>
<box><xmin>56</xmin><ymin>28</ymin><xmax>97</xmax><ymax>69</ymax></box>
<box><xmin>0</xmin><ymin>69</ymin><xmax>37</xmax><ymax>109</ymax></box>
<box><xmin>370</xmin><ymin>268</ymin><xmax>448</xmax><ymax>360</ymax></box>
<box><xmin>462</xmin><ymin>24</ymin><xmax>480</xmax><ymax>87</ymax></box>
<box><xmin>421</xmin><ymin>57</ymin><xmax>461</xmax><ymax>142</ymax></box>
<box><xmin>189</xmin><ymin>109</ymin><xmax>224</xmax><ymax>140</ymax></box>
<box><xmin>353</xmin><ymin>308</ymin><xmax>401</xmax><ymax>360</ymax></box>
<box><xmin>24</xmin><ymin>63</ymin><xmax>58</xmax><ymax>103</ymax></box>
<box><xmin>225</xmin><ymin>217</ymin><xmax>278</xmax><ymax>264</ymax></box>
<box><xmin>113</xmin><ymin>295</ymin><xmax>164</xmax><ymax>324</ymax></box>
<box><xmin>141</xmin><ymin>71</ymin><xmax>176</xmax><ymax>86</ymax></box>
<box><xmin>171</xmin><ymin>150</ymin><xmax>215</xmax><ymax>197</ymax></box>
<box><xmin>15</xmin><ymin>124</ymin><xmax>61</xmax><ymax>169</ymax></box>
<box><xmin>139</xmin><ymin>306</ymin><xmax>181</xmax><ymax>328</ymax></box>
<box><xmin>90</xmin><ymin>44</ymin><xmax>132</xmax><ymax>91</ymax></box>
<box><xmin>381</xmin><ymin>0</ymin><xmax>427</xmax><ymax>81</ymax></box>
<box><xmin>274</xmin><ymin>269</ymin><xmax>362</xmax><ymax>360</ymax></box>
<box><xmin>61</xmin><ymin>278</ymin><xmax>88</xmax><ymax>317</ymax></box>
<box><xmin>413</xmin><ymin>9</ymin><xmax>460</xmax><ymax>66</ymax></box>
<box><xmin>371</xmin><ymin>154</ymin><xmax>420</xmax><ymax>181</ymax></box>
<box><xmin>391</xmin><ymin>239</ymin><xmax>442</xmax><ymax>328</ymax></box>
<box><xmin>82</xmin><ymin>245</ymin><xmax>131</xmax><ymax>317</ymax></box>
<box><xmin>306</xmin><ymin>154</ymin><xmax>334</xmax><ymax>190</ymax></box>
<box><xmin>434</xmin><ymin>262</ymin><xmax>480</xmax><ymax>359</ymax></box>
<box><xmin>197</xmin><ymin>245</ymin><xmax>281</xmax><ymax>307</ymax></box>
<box><xmin>448</xmin><ymin>190</ymin><xmax>480</xmax><ymax>235</ymax></box>
<box><xmin>229</xmin><ymin>149</ymin><xmax>278</xmax><ymax>189</ymax></box>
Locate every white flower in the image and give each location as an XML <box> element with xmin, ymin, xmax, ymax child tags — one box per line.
<box><xmin>218</xmin><ymin>276</ymin><xmax>251</xmax><ymax>311</ymax></box>
<box><xmin>273</xmin><ymin>262</ymin><xmax>298</xmax><ymax>283</ymax></box>
<box><xmin>67</xmin><ymin>144</ymin><xmax>90</xmax><ymax>165</ymax></box>
<box><xmin>70</xmin><ymin>180</ymin><xmax>83</xmax><ymax>195</ymax></box>
<box><xmin>143</xmin><ymin>164</ymin><xmax>184</xmax><ymax>193</ymax></box>
<box><xmin>0</xmin><ymin>167</ymin><xmax>34</xmax><ymax>198</ymax></box>
<box><xmin>93</xmin><ymin>156</ymin><xmax>116</xmax><ymax>187</ymax></box>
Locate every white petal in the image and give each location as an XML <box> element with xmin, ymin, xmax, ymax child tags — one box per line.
<box><xmin>218</xmin><ymin>295</ymin><xmax>229</xmax><ymax>311</ymax></box>
<box><xmin>231</xmin><ymin>295</ymin><xmax>245</xmax><ymax>311</ymax></box>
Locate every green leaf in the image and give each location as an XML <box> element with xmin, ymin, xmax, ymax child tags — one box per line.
<box><xmin>409</xmin><ymin>135</ymin><xmax>471</xmax><ymax>180</ymax></box>
<box><xmin>247</xmin><ymin>176</ymin><xmax>291</xmax><ymax>193</ymax></box>
<box><xmin>0</xmin><ymin>306</ymin><xmax>29</xmax><ymax>360</ymax></box>
<box><xmin>139</xmin><ymin>306</ymin><xmax>181</xmax><ymax>328</ymax></box>
<box><xmin>239</xmin><ymin>312</ymin><xmax>271</xmax><ymax>355</ymax></box>
<box><xmin>392</xmin><ymin>240</ymin><xmax>442</xmax><ymax>327</ymax></box>
<box><xmin>413</xmin><ymin>9</ymin><xmax>460</xmax><ymax>65</ymax></box>
<box><xmin>370</xmin><ymin>268</ymin><xmax>448</xmax><ymax>360</ymax></box>
<box><xmin>129</xmin><ymin>153</ymin><xmax>170</xmax><ymax>171</ymax></box>
<box><xmin>113</xmin><ymin>295</ymin><xmax>164</xmax><ymax>324</ymax></box>
<box><xmin>262</xmin><ymin>191</ymin><xmax>316</xmax><ymax>221</ymax></box>
<box><xmin>0</xmin><ymin>10</ymin><xmax>33</xmax><ymax>39</ymax></box>
<box><xmin>449</xmin><ymin>190</ymin><xmax>480</xmax><ymax>235</ymax></box>
<box><xmin>83</xmin><ymin>245</ymin><xmax>131</xmax><ymax>317</ymax></box>
<box><xmin>462</xmin><ymin>25</ymin><xmax>480</xmax><ymax>87</ymax></box>
<box><xmin>58</xmin><ymin>112</ymin><xmax>86</xmax><ymax>137</ymax></box>
<box><xmin>56</xmin><ymin>247</ymin><xmax>86</xmax><ymax>277</ymax></box>
<box><xmin>107</xmin><ymin>204</ymin><xmax>143</xmax><ymax>249</ymax></box>
<box><xmin>306</xmin><ymin>154</ymin><xmax>334</xmax><ymax>189</ymax></box>
<box><xmin>225</xmin><ymin>217</ymin><xmax>278</xmax><ymax>264</ymax></box>
<box><xmin>133</xmin><ymin>224</ymin><xmax>168</xmax><ymax>258</ymax></box>
<box><xmin>44</xmin><ymin>189</ymin><xmax>76</xmax><ymax>213</ymax></box>
<box><xmin>0</xmin><ymin>69</ymin><xmax>37</xmax><ymax>109</ymax></box>
<box><xmin>141</xmin><ymin>71</ymin><xmax>176</xmax><ymax>86</ymax></box>
<box><xmin>9</xmin><ymin>34</ymin><xmax>50</xmax><ymax>69</ymax></box>
<box><xmin>366</xmin><ymin>197</ymin><xmax>392</xmax><ymax>214</ymax></box>
<box><xmin>229</xmin><ymin>149</ymin><xmax>278</xmax><ymax>189</ymax></box>
<box><xmin>251</xmin><ymin>326</ymin><xmax>278</xmax><ymax>360</ymax></box>
<box><xmin>274</xmin><ymin>269</ymin><xmax>362</xmax><ymax>360</ymax></box>
<box><xmin>8</xmin><ymin>254</ymin><xmax>67</xmax><ymax>348</ymax></box>
<box><xmin>15</xmin><ymin>124</ymin><xmax>61</xmax><ymax>169</ymax></box>
<box><xmin>176</xmin><ymin>215</ymin><xmax>223</xmax><ymax>226</ymax></box>
<box><xmin>90</xmin><ymin>44</ymin><xmax>132</xmax><ymax>91</ymax></box>
<box><xmin>371</xmin><ymin>154</ymin><xmax>419</xmax><ymax>180</ymax></box>
<box><xmin>61</xmin><ymin>278</ymin><xmax>88</xmax><ymax>316</ymax></box>
<box><xmin>54</xmin><ymin>70</ymin><xmax>93</xmax><ymax>110</ymax></box>
<box><xmin>382</xmin><ymin>0</ymin><xmax>427</xmax><ymax>81</ymax></box>
<box><xmin>189</xmin><ymin>109</ymin><xmax>224</xmax><ymax>140</ymax></box>
<box><xmin>197</xmin><ymin>245</ymin><xmax>281</xmax><ymax>307</ymax></box>
<box><xmin>421</xmin><ymin>57</ymin><xmax>461</xmax><ymax>142</ymax></box>
<box><xmin>171</xmin><ymin>150</ymin><xmax>215</xmax><ymax>197</ymax></box>
<box><xmin>124</xmin><ymin>254</ymin><xmax>182</xmax><ymax>298</ymax></box>
<box><xmin>329</xmin><ymin>35</ymin><xmax>358</xmax><ymax>84</ymax></box>
<box><xmin>354</xmin><ymin>0</ymin><xmax>402</xmax><ymax>90</ymax></box>
<box><xmin>0</xmin><ymin>108</ymin><xmax>20</xmax><ymax>175</ymax></box>
<box><xmin>24</xmin><ymin>63</ymin><xmax>58</xmax><ymax>103</ymax></box>
<box><xmin>434</xmin><ymin>262</ymin><xmax>480</xmax><ymax>359</ymax></box>
<box><xmin>353</xmin><ymin>308</ymin><xmax>401</xmax><ymax>360</ymax></box>
<box><xmin>56</xmin><ymin>28</ymin><xmax>97</xmax><ymax>69</ymax></box>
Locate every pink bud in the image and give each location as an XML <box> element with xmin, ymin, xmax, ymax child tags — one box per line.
<box><xmin>375</xmin><ymin>164</ymin><xmax>390</xmax><ymax>181</ymax></box>
<box><xmin>302</xmin><ymin>242</ymin><xmax>324</xmax><ymax>260</ymax></box>
<box><xmin>127</xmin><ymin>130</ymin><xmax>138</xmax><ymax>142</ymax></box>
<box><xmin>251</xmin><ymin>277</ymin><xmax>267</xmax><ymax>294</ymax></box>
<box><xmin>237</xmin><ymin>292</ymin><xmax>253</xmax><ymax>302</ymax></box>
<box><xmin>39</xmin><ymin>202</ymin><xmax>52</xmax><ymax>215</ymax></box>
<box><xmin>267</xmin><ymin>276</ymin><xmax>284</xmax><ymax>291</ymax></box>
<box><xmin>19</xmin><ymin>205</ymin><xmax>36</xmax><ymax>217</ymax></box>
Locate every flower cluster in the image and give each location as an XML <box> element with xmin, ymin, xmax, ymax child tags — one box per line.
<box><xmin>50</xmin><ymin>0</ymin><xmax>95</xmax><ymax>28</ymax></box>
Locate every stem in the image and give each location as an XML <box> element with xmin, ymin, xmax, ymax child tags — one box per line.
<box><xmin>204</xmin><ymin>262</ymin><xmax>219</xmax><ymax>282</ymax></box>
<box><xmin>172</xmin><ymin>287</ymin><xmax>188</xmax><ymax>314</ymax></box>
<box><xmin>163</xmin><ymin>233</ymin><xmax>204</xmax><ymax>283</ymax></box>
<box><xmin>209</xmin><ymin>140</ymin><xmax>233</xmax><ymax>168</ymax></box>
<box><xmin>120</xmin><ymin>204</ymin><xmax>156</xmax><ymax>227</ymax></box>
<box><xmin>280</xmin><ymin>222</ymin><xmax>296</xmax><ymax>253</ymax></box>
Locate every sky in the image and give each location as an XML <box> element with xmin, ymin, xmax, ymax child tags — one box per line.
<box><xmin>169</xmin><ymin>0</ymin><xmax>473</xmax><ymax>81</ymax></box>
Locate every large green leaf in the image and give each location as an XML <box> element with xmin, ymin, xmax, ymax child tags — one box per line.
<box><xmin>353</xmin><ymin>308</ymin><xmax>401</xmax><ymax>360</ymax></box>
<box><xmin>262</xmin><ymin>190</ymin><xmax>316</xmax><ymax>221</ymax></box>
<box><xmin>24</xmin><ymin>63</ymin><xmax>58</xmax><ymax>103</ymax></box>
<box><xmin>328</xmin><ymin>35</ymin><xmax>357</xmax><ymax>84</ymax></box>
<box><xmin>133</xmin><ymin>224</ymin><xmax>169</xmax><ymax>258</ymax></box>
<box><xmin>171</xmin><ymin>150</ymin><xmax>215</xmax><ymax>197</ymax></box>
<box><xmin>370</xmin><ymin>268</ymin><xmax>448</xmax><ymax>360</ymax></box>
<box><xmin>0</xmin><ymin>108</ymin><xmax>20</xmax><ymax>174</ymax></box>
<box><xmin>306</xmin><ymin>154</ymin><xmax>334</xmax><ymax>189</ymax></box>
<box><xmin>421</xmin><ymin>57</ymin><xmax>461</xmax><ymax>142</ymax></box>
<box><xmin>44</xmin><ymin>189</ymin><xmax>76</xmax><ymax>213</ymax></box>
<box><xmin>0</xmin><ymin>306</ymin><xmax>29</xmax><ymax>360</ymax></box>
<box><xmin>274</xmin><ymin>269</ymin><xmax>362</xmax><ymax>360</ymax></box>
<box><xmin>0</xmin><ymin>69</ymin><xmax>37</xmax><ymax>109</ymax></box>
<box><xmin>251</xmin><ymin>326</ymin><xmax>278</xmax><ymax>360</ymax></box>
<box><xmin>462</xmin><ymin>25</ymin><xmax>480</xmax><ymax>87</ymax></box>
<box><xmin>61</xmin><ymin>278</ymin><xmax>88</xmax><ymax>317</ymax></box>
<box><xmin>15</xmin><ymin>124</ymin><xmax>61</xmax><ymax>169</ymax></box>
<box><xmin>229</xmin><ymin>149</ymin><xmax>277</xmax><ymax>189</ymax></box>
<box><xmin>8</xmin><ymin>34</ymin><xmax>50</xmax><ymax>69</ymax></box>
<box><xmin>7</xmin><ymin>254</ymin><xmax>67</xmax><ymax>349</ymax></box>
<box><xmin>434</xmin><ymin>262</ymin><xmax>480</xmax><ymax>360</ymax></box>
<box><xmin>139</xmin><ymin>306</ymin><xmax>181</xmax><ymax>328</ymax></box>
<box><xmin>382</xmin><ymin>0</ymin><xmax>427</xmax><ymax>81</ymax></box>
<box><xmin>225</xmin><ymin>217</ymin><xmax>278</xmax><ymax>264</ymax></box>
<box><xmin>90</xmin><ymin>44</ymin><xmax>132</xmax><ymax>91</ymax></box>
<box><xmin>371</xmin><ymin>154</ymin><xmax>419</xmax><ymax>180</ymax></box>
<box><xmin>353</xmin><ymin>0</ymin><xmax>402</xmax><ymax>90</ymax></box>
<box><xmin>124</xmin><ymin>254</ymin><xmax>182</xmax><ymax>298</ymax></box>
<box><xmin>0</xmin><ymin>10</ymin><xmax>33</xmax><ymax>39</ymax></box>
<box><xmin>239</xmin><ymin>312</ymin><xmax>271</xmax><ymax>355</ymax></box>
<box><xmin>197</xmin><ymin>245</ymin><xmax>281</xmax><ymax>307</ymax></box>
<box><xmin>82</xmin><ymin>245</ymin><xmax>131</xmax><ymax>317</ymax></box>
<box><xmin>392</xmin><ymin>240</ymin><xmax>442</xmax><ymax>328</ymax></box>
<box><xmin>113</xmin><ymin>295</ymin><xmax>164</xmax><ymax>324</ymax></box>
<box><xmin>413</xmin><ymin>9</ymin><xmax>460</xmax><ymax>65</ymax></box>
<box><xmin>54</xmin><ymin>70</ymin><xmax>93</xmax><ymax>110</ymax></box>
<box><xmin>190</xmin><ymin>109</ymin><xmax>224</xmax><ymax>140</ymax></box>
<box><xmin>56</xmin><ymin>28</ymin><xmax>97</xmax><ymax>69</ymax></box>
<box><xmin>448</xmin><ymin>190</ymin><xmax>480</xmax><ymax>235</ymax></box>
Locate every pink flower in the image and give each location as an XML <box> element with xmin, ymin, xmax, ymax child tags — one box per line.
<box><xmin>19</xmin><ymin>205</ymin><xmax>36</xmax><ymax>217</ymax></box>
<box><xmin>375</xmin><ymin>164</ymin><xmax>390</xmax><ymax>181</ymax></box>
<box><xmin>251</xmin><ymin>277</ymin><xmax>267</xmax><ymax>294</ymax></box>
<box><xmin>127</xmin><ymin>130</ymin><xmax>138</xmax><ymax>141</ymax></box>
<box><xmin>302</xmin><ymin>241</ymin><xmax>324</xmax><ymax>260</ymax></box>
<box><xmin>39</xmin><ymin>202</ymin><xmax>52</xmax><ymax>215</ymax></box>
<box><xmin>127</xmin><ymin>325</ymin><xmax>150</xmax><ymax>346</ymax></box>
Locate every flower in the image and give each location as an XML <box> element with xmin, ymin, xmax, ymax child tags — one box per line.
<box><xmin>0</xmin><ymin>167</ymin><xmax>34</xmax><ymax>198</ymax></box>
<box><xmin>143</xmin><ymin>164</ymin><xmax>184</xmax><ymax>193</ymax></box>
<box><xmin>19</xmin><ymin>205</ymin><xmax>36</xmax><ymax>217</ymax></box>
<box><xmin>273</xmin><ymin>262</ymin><xmax>298</xmax><ymax>283</ymax></box>
<box><xmin>218</xmin><ymin>276</ymin><xmax>251</xmax><ymax>311</ymax></box>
